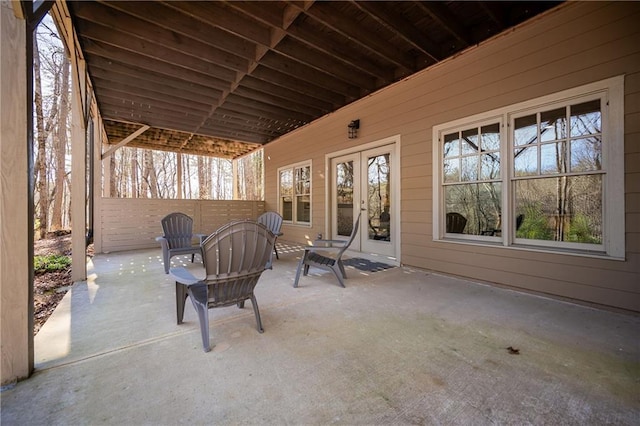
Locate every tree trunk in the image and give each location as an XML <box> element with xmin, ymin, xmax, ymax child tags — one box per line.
<box><xmin>50</xmin><ymin>54</ymin><xmax>70</xmax><ymax>230</ymax></box>
<box><xmin>33</xmin><ymin>35</ymin><xmax>48</xmax><ymax>238</ymax></box>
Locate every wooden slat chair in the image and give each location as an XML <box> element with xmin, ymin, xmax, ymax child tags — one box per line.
<box><xmin>156</xmin><ymin>212</ymin><xmax>207</xmax><ymax>274</ymax></box>
<box><xmin>257</xmin><ymin>211</ymin><xmax>283</xmax><ymax>269</ymax></box>
<box><xmin>293</xmin><ymin>213</ymin><xmax>361</xmax><ymax>288</ymax></box>
<box><xmin>446</xmin><ymin>212</ymin><xmax>467</xmax><ymax>233</ymax></box>
<box><xmin>170</xmin><ymin>220</ymin><xmax>276</xmax><ymax>352</ymax></box>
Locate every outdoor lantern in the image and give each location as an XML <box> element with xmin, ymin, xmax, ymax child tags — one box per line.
<box><xmin>348</xmin><ymin>119</ymin><xmax>360</xmax><ymax>139</ymax></box>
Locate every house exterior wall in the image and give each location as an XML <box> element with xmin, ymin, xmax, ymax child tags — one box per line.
<box><xmin>98</xmin><ymin>198</ymin><xmax>265</xmax><ymax>253</ymax></box>
<box><xmin>264</xmin><ymin>2</ymin><xmax>640</xmax><ymax>312</ymax></box>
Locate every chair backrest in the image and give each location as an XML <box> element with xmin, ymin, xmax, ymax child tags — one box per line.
<box><xmin>161</xmin><ymin>212</ymin><xmax>194</xmax><ymax>249</ymax></box>
<box><xmin>446</xmin><ymin>212</ymin><xmax>467</xmax><ymax>233</ymax></box>
<box><xmin>337</xmin><ymin>212</ymin><xmax>361</xmax><ymax>257</ymax></box>
<box><xmin>257</xmin><ymin>211</ymin><xmax>283</xmax><ymax>235</ymax></box>
<box><xmin>201</xmin><ymin>220</ymin><xmax>275</xmax><ymax>278</ymax></box>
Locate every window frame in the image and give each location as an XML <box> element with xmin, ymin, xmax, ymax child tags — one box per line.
<box><xmin>277</xmin><ymin>160</ymin><xmax>312</xmax><ymax>226</ymax></box>
<box><xmin>432</xmin><ymin>76</ymin><xmax>625</xmax><ymax>259</ymax></box>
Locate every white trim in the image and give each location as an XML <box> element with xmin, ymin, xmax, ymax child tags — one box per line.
<box><xmin>325</xmin><ymin>135</ymin><xmax>401</xmax><ymax>261</ymax></box>
<box><xmin>432</xmin><ymin>76</ymin><xmax>625</xmax><ymax>259</ymax></box>
<box><xmin>277</xmin><ymin>159</ymin><xmax>312</xmax><ymax>227</ymax></box>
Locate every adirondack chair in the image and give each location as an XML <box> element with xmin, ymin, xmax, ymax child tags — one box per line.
<box><xmin>156</xmin><ymin>212</ymin><xmax>207</xmax><ymax>274</ymax></box>
<box><xmin>170</xmin><ymin>220</ymin><xmax>276</xmax><ymax>352</ymax></box>
<box><xmin>293</xmin><ymin>213</ymin><xmax>361</xmax><ymax>288</ymax></box>
<box><xmin>446</xmin><ymin>212</ymin><xmax>467</xmax><ymax>233</ymax></box>
<box><xmin>257</xmin><ymin>211</ymin><xmax>283</xmax><ymax>269</ymax></box>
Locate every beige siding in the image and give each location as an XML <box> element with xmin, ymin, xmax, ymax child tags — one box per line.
<box><xmin>98</xmin><ymin>198</ymin><xmax>264</xmax><ymax>253</ymax></box>
<box><xmin>264</xmin><ymin>2</ymin><xmax>640</xmax><ymax>311</ymax></box>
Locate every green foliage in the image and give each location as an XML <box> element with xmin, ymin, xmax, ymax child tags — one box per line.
<box><xmin>567</xmin><ymin>214</ymin><xmax>601</xmax><ymax>244</ymax></box>
<box><xmin>516</xmin><ymin>204</ymin><xmax>553</xmax><ymax>240</ymax></box>
<box><xmin>34</xmin><ymin>254</ymin><xmax>71</xmax><ymax>274</ymax></box>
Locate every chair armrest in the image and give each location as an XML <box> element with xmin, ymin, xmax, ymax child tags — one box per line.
<box><xmin>169</xmin><ymin>267</ymin><xmax>202</xmax><ymax>286</ymax></box>
<box><xmin>156</xmin><ymin>236</ymin><xmax>169</xmax><ymax>249</ymax></box>
<box><xmin>194</xmin><ymin>233</ymin><xmax>207</xmax><ymax>244</ymax></box>
<box><xmin>309</xmin><ymin>239</ymin><xmax>347</xmax><ymax>248</ymax></box>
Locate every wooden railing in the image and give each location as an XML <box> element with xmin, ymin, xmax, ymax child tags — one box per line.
<box><xmin>96</xmin><ymin>198</ymin><xmax>265</xmax><ymax>253</ymax></box>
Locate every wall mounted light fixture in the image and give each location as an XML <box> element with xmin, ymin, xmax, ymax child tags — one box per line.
<box><xmin>348</xmin><ymin>119</ymin><xmax>360</xmax><ymax>139</ymax></box>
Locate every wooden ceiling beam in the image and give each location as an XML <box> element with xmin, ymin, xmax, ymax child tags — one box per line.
<box><xmin>87</xmin><ymin>56</ymin><xmax>223</xmax><ymax>102</ymax></box>
<box><xmin>260</xmin><ymin>52</ymin><xmax>361</xmax><ymax>100</ymax></box>
<box><xmin>89</xmin><ymin>69</ymin><xmax>220</xmax><ymax>107</ymax></box>
<box><xmin>285</xmin><ymin>24</ymin><xmax>395</xmax><ymax>83</ymax></box>
<box><xmin>95</xmin><ymin>89</ymin><xmax>211</xmax><ymax>117</ymax></box>
<box><xmin>273</xmin><ymin>37</ymin><xmax>377</xmax><ymax>91</ymax></box>
<box><xmin>250</xmin><ymin>66</ymin><xmax>345</xmax><ymax>107</ymax></box>
<box><xmin>224</xmin><ymin>95</ymin><xmax>314</xmax><ymax>123</ymax></box>
<box><xmin>241</xmin><ymin>76</ymin><xmax>333</xmax><ymax>112</ymax></box>
<box><xmin>233</xmin><ymin>86</ymin><xmax>326</xmax><ymax>117</ymax></box>
<box><xmin>294</xmin><ymin>2</ymin><xmax>416</xmax><ymax>73</ymax></box>
<box><xmin>164</xmin><ymin>1</ymin><xmax>272</xmax><ymax>47</ymax></box>
<box><xmin>82</xmin><ymin>40</ymin><xmax>233</xmax><ymax>92</ymax></box>
<box><xmin>98</xmin><ymin>99</ymin><xmax>206</xmax><ymax>126</ymax></box>
<box><xmin>414</xmin><ymin>1</ymin><xmax>474</xmax><ymax>47</ymax></box>
<box><xmin>75</xmin><ymin>19</ymin><xmax>242</xmax><ymax>81</ymax></box>
<box><xmin>101</xmin><ymin>124</ymin><xmax>150</xmax><ymax>159</ymax></box>
<box><xmin>91</xmin><ymin>78</ymin><xmax>213</xmax><ymax>112</ymax></box>
<box><xmin>98</xmin><ymin>0</ymin><xmax>256</xmax><ymax>60</ymax></box>
<box><xmin>72</xmin><ymin>4</ymin><xmax>250</xmax><ymax>74</ymax></box>
<box><xmin>352</xmin><ymin>1</ymin><xmax>442</xmax><ymax>63</ymax></box>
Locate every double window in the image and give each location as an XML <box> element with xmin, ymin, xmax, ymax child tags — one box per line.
<box><xmin>433</xmin><ymin>77</ymin><xmax>624</xmax><ymax>258</ymax></box>
<box><xmin>278</xmin><ymin>161</ymin><xmax>311</xmax><ymax>225</ymax></box>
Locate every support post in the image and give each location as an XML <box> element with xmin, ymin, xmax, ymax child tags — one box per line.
<box><xmin>0</xmin><ymin>0</ymin><xmax>31</xmax><ymax>385</ymax></box>
<box><xmin>70</xmin><ymin>55</ymin><xmax>86</xmax><ymax>282</ymax></box>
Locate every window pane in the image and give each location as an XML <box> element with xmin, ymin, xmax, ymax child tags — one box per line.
<box><xmin>445</xmin><ymin>183</ymin><xmax>502</xmax><ymax>235</ymax></box>
<box><xmin>540</xmin><ymin>108</ymin><xmax>566</xmax><ymax>142</ymax></box>
<box><xmin>444</xmin><ymin>133</ymin><xmax>459</xmax><ymax>158</ymax></box>
<box><xmin>514</xmin><ymin>175</ymin><xmax>602</xmax><ymax>244</ymax></box>
<box><xmin>571</xmin><ymin>100</ymin><xmax>601</xmax><ymax>137</ymax></box>
<box><xmin>280</xmin><ymin>170</ymin><xmax>292</xmax><ymax>196</ymax></box>
<box><xmin>443</xmin><ymin>158</ymin><xmax>459</xmax><ymax>183</ymax></box>
<box><xmin>296</xmin><ymin>195</ymin><xmax>310</xmax><ymax>223</ymax></box>
<box><xmin>540</xmin><ymin>142</ymin><xmax>567</xmax><ymax>175</ymax></box>
<box><xmin>295</xmin><ymin>166</ymin><xmax>310</xmax><ymax>195</ymax></box>
<box><xmin>480</xmin><ymin>153</ymin><xmax>500</xmax><ymax>180</ymax></box>
<box><xmin>514</xmin><ymin>146</ymin><xmax>537</xmax><ymax>176</ymax></box>
<box><xmin>281</xmin><ymin>199</ymin><xmax>292</xmax><ymax>221</ymax></box>
<box><xmin>514</xmin><ymin>115</ymin><xmax>537</xmax><ymax>146</ymax></box>
<box><xmin>481</xmin><ymin>123</ymin><xmax>500</xmax><ymax>151</ymax></box>
<box><xmin>461</xmin><ymin>156</ymin><xmax>478</xmax><ymax>181</ymax></box>
<box><xmin>461</xmin><ymin>128</ymin><xmax>478</xmax><ymax>155</ymax></box>
<box><xmin>571</xmin><ymin>137</ymin><xmax>602</xmax><ymax>172</ymax></box>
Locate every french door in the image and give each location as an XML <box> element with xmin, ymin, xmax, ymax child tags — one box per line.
<box><xmin>330</xmin><ymin>144</ymin><xmax>395</xmax><ymax>258</ymax></box>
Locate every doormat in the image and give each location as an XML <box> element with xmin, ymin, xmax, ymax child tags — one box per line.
<box><xmin>343</xmin><ymin>258</ymin><xmax>395</xmax><ymax>273</ymax></box>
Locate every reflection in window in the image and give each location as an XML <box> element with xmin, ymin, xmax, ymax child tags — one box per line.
<box><xmin>513</xmin><ymin>99</ymin><xmax>603</xmax><ymax>244</ymax></box>
<box><xmin>442</xmin><ymin>123</ymin><xmax>501</xmax><ymax>235</ymax></box>
<box><xmin>279</xmin><ymin>162</ymin><xmax>311</xmax><ymax>224</ymax></box>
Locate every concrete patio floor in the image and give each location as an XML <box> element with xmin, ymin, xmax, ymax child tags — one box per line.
<box><xmin>2</xmin><ymin>242</ymin><xmax>639</xmax><ymax>425</ymax></box>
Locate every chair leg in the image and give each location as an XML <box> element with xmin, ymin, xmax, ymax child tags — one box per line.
<box><xmin>330</xmin><ymin>265</ymin><xmax>346</xmax><ymax>288</ymax></box>
<box><xmin>191</xmin><ymin>253</ymin><xmax>195</xmax><ymax>263</ymax></box>
<box><xmin>176</xmin><ymin>282</ymin><xmax>188</xmax><ymax>324</ymax></box>
<box><xmin>251</xmin><ymin>294</ymin><xmax>264</xmax><ymax>333</ymax></box>
<box><xmin>163</xmin><ymin>252</ymin><xmax>170</xmax><ymax>274</ymax></box>
<box><xmin>274</xmin><ymin>242</ymin><xmax>279</xmax><ymax>260</ymax></box>
<box><xmin>237</xmin><ymin>300</ymin><xmax>245</xmax><ymax>309</ymax></box>
<box><xmin>293</xmin><ymin>255</ymin><xmax>306</xmax><ymax>288</ymax></box>
<box><xmin>190</xmin><ymin>296</ymin><xmax>211</xmax><ymax>352</ymax></box>
<box><xmin>337</xmin><ymin>260</ymin><xmax>347</xmax><ymax>278</ymax></box>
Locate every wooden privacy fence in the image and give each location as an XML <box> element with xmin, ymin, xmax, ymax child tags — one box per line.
<box><xmin>97</xmin><ymin>198</ymin><xmax>265</xmax><ymax>253</ymax></box>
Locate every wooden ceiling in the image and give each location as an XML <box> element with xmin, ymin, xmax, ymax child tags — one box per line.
<box><xmin>67</xmin><ymin>1</ymin><xmax>561</xmax><ymax>158</ymax></box>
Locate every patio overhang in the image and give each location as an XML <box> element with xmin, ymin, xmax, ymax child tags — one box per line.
<box><xmin>58</xmin><ymin>0</ymin><xmax>561</xmax><ymax>158</ymax></box>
